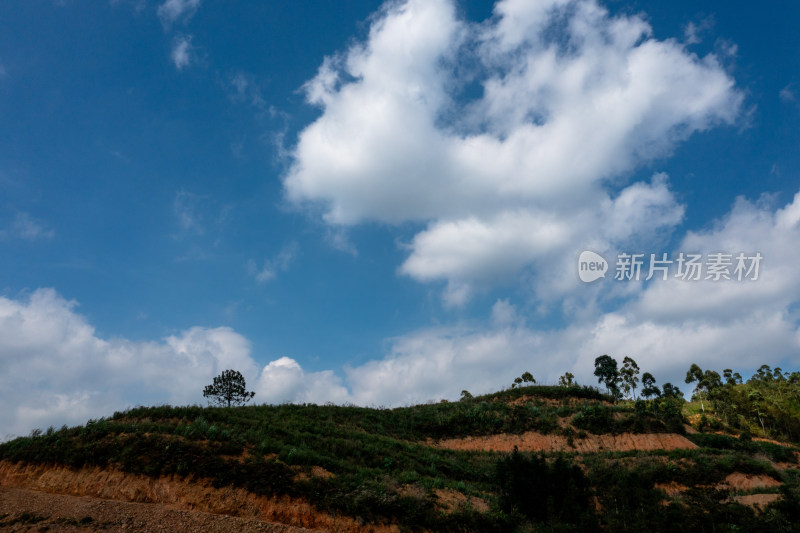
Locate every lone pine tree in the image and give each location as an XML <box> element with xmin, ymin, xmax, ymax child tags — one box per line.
<box><xmin>203</xmin><ymin>369</ymin><xmax>255</xmax><ymax>407</ymax></box>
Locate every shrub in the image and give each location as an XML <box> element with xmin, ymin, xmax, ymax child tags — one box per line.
<box><xmin>572</xmin><ymin>404</ymin><xmax>614</xmax><ymax>433</ymax></box>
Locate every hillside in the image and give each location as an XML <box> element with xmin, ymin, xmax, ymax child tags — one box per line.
<box><xmin>2</xmin><ymin>384</ymin><xmax>800</xmax><ymax>532</ymax></box>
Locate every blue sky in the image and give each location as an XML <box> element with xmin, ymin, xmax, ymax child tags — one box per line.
<box><xmin>1</xmin><ymin>0</ymin><xmax>800</xmax><ymax>437</ymax></box>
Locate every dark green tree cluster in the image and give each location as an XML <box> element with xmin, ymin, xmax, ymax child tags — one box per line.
<box><xmin>558</xmin><ymin>371</ymin><xmax>575</xmax><ymax>387</ymax></box>
<box><xmin>510</xmin><ymin>371</ymin><xmax>536</xmax><ymax>388</ymax></box>
<box><xmin>593</xmin><ymin>354</ymin><xmax>681</xmax><ymax>403</ymax></box>
<box><xmin>686</xmin><ymin>363</ymin><xmax>800</xmax><ymax>441</ymax></box>
<box><xmin>495</xmin><ymin>447</ymin><xmax>598</xmax><ymax>530</ymax></box>
<box><xmin>592</xmin><ymin>355</ymin><xmax>685</xmax><ymax>428</ymax></box>
<box><xmin>685</xmin><ymin>363</ymin><xmax>722</xmax><ymax>413</ymax></box>
<box><xmin>593</xmin><ymin>354</ymin><xmax>622</xmax><ymax>399</ymax></box>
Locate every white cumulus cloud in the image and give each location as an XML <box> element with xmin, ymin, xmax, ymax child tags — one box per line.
<box><xmin>248</xmin><ymin>189</ymin><xmax>800</xmax><ymax>406</ymax></box>
<box><xmin>0</xmin><ymin>289</ymin><xmax>258</xmax><ymax>439</ymax></box>
<box><xmin>3</xmin><ymin>188</ymin><xmax>799</xmax><ymax>435</ymax></box>
<box><xmin>255</xmin><ymin>357</ymin><xmax>351</xmax><ymax>405</ymax></box>
<box><xmin>284</xmin><ymin>0</ymin><xmax>742</xmax><ymax>305</ymax></box>
<box><xmin>349</xmin><ymin>189</ymin><xmax>800</xmax><ymax>403</ymax></box>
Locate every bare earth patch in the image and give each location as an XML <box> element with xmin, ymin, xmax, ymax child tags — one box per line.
<box><xmin>433</xmin><ymin>489</ymin><xmax>489</xmax><ymax>514</ymax></box>
<box><xmin>775</xmin><ymin>460</ymin><xmax>800</xmax><ymax>471</ymax></box>
<box><xmin>732</xmin><ymin>493</ymin><xmax>781</xmax><ymax>511</ymax></box>
<box><xmin>654</xmin><ymin>481</ymin><xmax>689</xmax><ymax>497</ymax></box>
<box><xmin>0</xmin><ymin>460</ymin><xmax>398</xmax><ymax>533</ymax></box>
<box><xmin>717</xmin><ymin>472</ymin><xmax>781</xmax><ymax>491</ymax></box>
<box><xmin>433</xmin><ymin>432</ymin><xmax>698</xmax><ymax>453</ymax></box>
<box><xmin>294</xmin><ymin>465</ymin><xmax>336</xmax><ymax>483</ymax></box>
<box><xmin>0</xmin><ymin>487</ymin><xmax>310</xmax><ymax>532</ymax></box>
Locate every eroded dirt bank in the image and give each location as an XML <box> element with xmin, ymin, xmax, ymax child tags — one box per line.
<box><xmin>434</xmin><ymin>431</ymin><xmax>698</xmax><ymax>453</ymax></box>
<box><xmin>0</xmin><ymin>461</ymin><xmax>397</xmax><ymax>533</ymax></box>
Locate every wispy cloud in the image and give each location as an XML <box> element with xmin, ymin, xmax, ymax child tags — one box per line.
<box><xmin>170</xmin><ymin>35</ymin><xmax>193</xmax><ymax>70</ymax></box>
<box><xmin>158</xmin><ymin>0</ymin><xmax>200</xmax><ymax>28</ymax></box>
<box><xmin>230</xmin><ymin>72</ymin><xmax>249</xmax><ymax>99</ymax></box>
<box><xmin>0</xmin><ymin>212</ymin><xmax>54</xmax><ymax>241</ymax></box>
<box><xmin>683</xmin><ymin>17</ymin><xmax>714</xmax><ymax>45</ymax></box>
<box><xmin>225</xmin><ymin>71</ymin><xmax>267</xmax><ymax>111</ymax></box>
<box><xmin>173</xmin><ymin>191</ymin><xmax>204</xmax><ymax>234</ymax></box>
<box><xmin>109</xmin><ymin>0</ymin><xmax>147</xmax><ymax>12</ymax></box>
<box><xmin>248</xmin><ymin>243</ymin><xmax>298</xmax><ymax>283</ymax></box>
<box><xmin>325</xmin><ymin>228</ymin><xmax>358</xmax><ymax>257</ymax></box>
<box><xmin>780</xmin><ymin>83</ymin><xmax>797</xmax><ymax>104</ymax></box>
<box><xmin>109</xmin><ymin>148</ymin><xmax>131</xmax><ymax>163</ymax></box>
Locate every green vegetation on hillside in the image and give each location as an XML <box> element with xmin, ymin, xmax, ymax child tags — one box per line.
<box><xmin>684</xmin><ymin>364</ymin><xmax>800</xmax><ymax>442</ymax></box>
<box><xmin>2</xmin><ymin>360</ymin><xmax>800</xmax><ymax>531</ymax></box>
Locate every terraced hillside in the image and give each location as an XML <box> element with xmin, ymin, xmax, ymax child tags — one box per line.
<box><xmin>2</xmin><ymin>385</ymin><xmax>800</xmax><ymax>532</ymax></box>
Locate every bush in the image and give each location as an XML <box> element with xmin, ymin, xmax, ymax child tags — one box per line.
<box><xmin>572</xmin><ymin>405</ymin><xmax>614</xmax><ymax>434</ymax></box>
